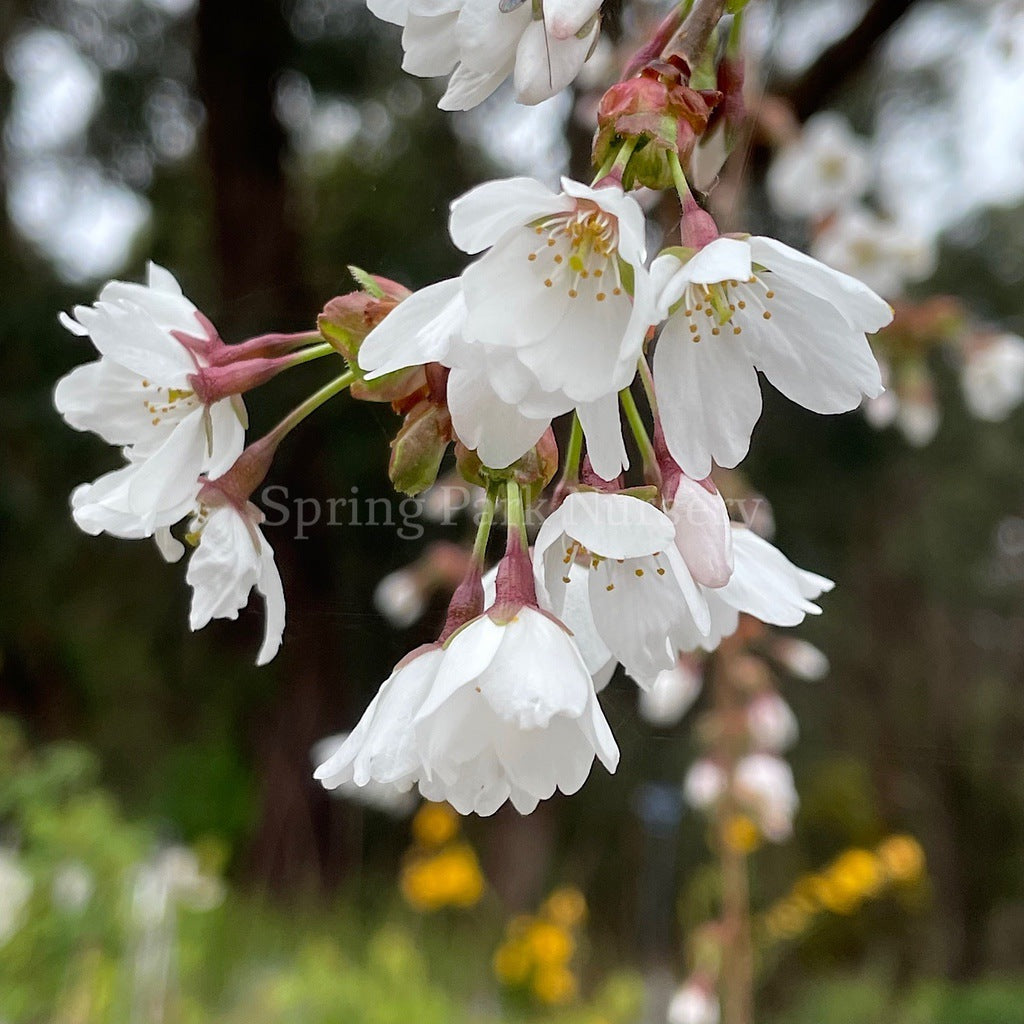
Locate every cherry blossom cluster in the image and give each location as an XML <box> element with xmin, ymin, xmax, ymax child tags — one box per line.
<box><xmin>54</xmin><ymin>0</ymin><xmax>896</xmax><ymax>819</ymax></box>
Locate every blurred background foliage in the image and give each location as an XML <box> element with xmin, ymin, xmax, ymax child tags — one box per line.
<box><xmin>1</xmin><ymin>0</ymin><xmax>1023</xmax><ymax>1019</ymax></box>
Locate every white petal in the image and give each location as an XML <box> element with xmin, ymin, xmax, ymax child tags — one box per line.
<box><xmin>476</xmin><ymin>610</ymin><xmax>591</xmax><ymax>728</ymax></box>
<box><xmin>716</xmin><ymin>528</ymin><xmax>831</xmax><ymax>627</ymax></box>
<box><xmin>255</xmin><ymin>531</ymin><xmax>286</xmax><ymax>665</ymax></box>
<box><xmin>415</xmin><ymin>616</ymin><xmax>505</xmax><ymax>723</ymax></box>
<box><xmin>70</xmin><ymin>301</ymin><xmax>195</xmax><ymax>384</ymax></box>
<box><xmin>54</xmin><ymin>358</ymin><xmax>154</xmax><ymax>445</ymax></box>
<box><xmin>186</xmin><ymin>507</ymin><xmax>261</xmax><ymax>630</ymax></box>
<box><xmin>576</xmin><ymin>392</ymin><xmax>628</xmax><ymax>481</ymax></box>
<box><xmin>438</xmin><ymin>61</ymin><xmax>510</xmax><ymax>111</ymax></box>
<box><xmin>447</xmin><ymin>365</ymin><xmax>553</xmax><ymax>468</ymax></box>
<box><xmin>205</xmin><ymin>398</ymin><xmax>246</xmax><ymax>478</ymax></box>
<box><xmin>550</xmin><ymin>492</ymin><xmax>676</xmax><ymax>559</ymax></box>
<box><xmin>449</xmin><ymin>176</ymin><xmax>571</xmax><ymax>255</ymax></box>
<box><xmin>402</xmin><ymin>12</ymin><xmax>460</xmax><ymax>76</ymax></box>
<box><xmin>513</xmin><ymin>21</ymin><xmax>596</xmax><ymax>105</ymax></box>
<box><xmin>749</xmin><ymin>236</ymin><xmax>892</xmax><ymax>333</ymax></box>
<box><xmin>653</xmin><ymin>314</ymin><xmax>762</xmax><ymax>478</ymax></box>
<box><xmin>560</xmin><ymin>177</ymin><xmax>647</xmax><ymax>267</ymax></box>
<box><xmin>542</xmin><ymin>0</ymin><xmax>602</xmax><ymax>39</ymax></box>
<box><xmin>738</xmin><ymin>277</ymin><xmax>883</xmax><ymax>414</ymax></box>
<box><xmin>127</xmin><ymin>407</ymin><xmax>207</xmax><ymax>527</ymax></box>
<box><xmin>455</xmin><ymin>0</ymin><xmax>528</xmax><ymax>71</ymax></box>
<box><xmin>359</xmin><ymin>278</ymin><xmax>463</xmax><ymax>378</ymax></box>
<box><xmin>154</xmin><ymin>526</ymin><xmax>185</xmax><ymax>563</ymax></box>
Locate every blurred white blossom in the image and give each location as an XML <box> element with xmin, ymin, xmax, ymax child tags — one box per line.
<box><xmin>767</xmin><ymin>112</ymin><xmax>871</xmax><ymax>219</ymax></box>
<box><xmin>812</xmin><ymin>207</ymin><xmax>936</xmax><ymax>298</ymax></box>
<box><xmin>0</xmin><ymin>849</ymin><xmax>33</xmax><ymax>946</ymax></box>
<box><xmin>961</xmin><ymin>333</ymin><xmax>1024</xmax><ymax>422</ymax></box>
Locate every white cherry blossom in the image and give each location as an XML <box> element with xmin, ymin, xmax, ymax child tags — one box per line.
<box><xmin>533</xmin><ymin>491</ymin><xmax>711</xmax><ymax>688</ymax></box>
<box><xmin>812</xmin><ymin>206</ymin><xmax>937</xmax><ymax>297</ymax></box>
<box><xmin>315</xmin><ymin>645</ymin><xmax>446</xmax><ymax>795</ymax></box>
<box><xmin>368</xmin><ymin>0</ymin><xmax>602</xmax><ymax>110</ymax></box>
<box><xmin>182</xmin><ymin>498</ymin><xmax>286</xmax><ymax>666</ymax></box>
<box><xmin>316</xmin><ymin>599</ymin><xmax>617</xmax><ymax>816</ymax></box>
<box><xmin>767</xmin><ymin>111</ymin><xmax>871</xmax><ymax>219</ymax></box>
<box><xmin>961</xmin><ymin>333</ymin><xmax>1024</xmax><ymax>421</ymax></box>
<box><xmin>652</xmin><ymin>235</ymin><xmax>891</xmax><ymax>478</ymax></box>
<box><xmin>359</xmin><ymin>176</ymin><xmax>655</xmax><ymax>479</ymax></box>
<box><xmin>669</xmin><ymin>523</ymin><xmax>834</xmax><ymax>655</ymax></box>
<box><xmin>54</xmin><ymin>263</ymin><xmax>245</xmax><ymax>537</ymax></box>
<box><xmin>414</xmin><ymin>606</ymin><xmax>618</xmax><ymax>815</ymax></box>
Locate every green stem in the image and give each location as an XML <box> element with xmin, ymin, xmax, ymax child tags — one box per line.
<box><xmin>620</xmin><ymin>386</ymin><xmax>660</xmax><ymax>485</ymax></box>
<box><xmin>593</xmin><ymin>148</ymin><xmax>619</xmax><ymax>184</ymax></box>
<box><xmin>281</xmin><ymin>342</ymin><xmax>338</xmax><ymax>368</ymax></box>
<box><xmin>638</xmin><ymin>358</ymin><xmax>659</xmax><ymax>416</ymax></box>
<box><xmin>472</xmin><ymin>488</ymin><xmax>498</xmax><ymax>565</ymax></box>
<box><xmin>564</xmin><ymin>413</ymin><xmax>584</xmax><ymax>485</ymax></box>
<box><xmin>505</xmin><ymin>479</ymin><xmax>527</xmax><ymax>550</ymax></box>
<box><xmin>593</xmin><ymin>135</ymin><xmax>640</xmax><ymax>186</ymax></box>
<box><xmin>611</xmin><ymin>135</ymin><xmax>639</xmax><ymax>178</ymax></box>
<box><xmin>668</xmin><ymin>148</ymin><xmax>692</xmax><ymax>205</ymax></box>
<box><xmin>264</xmin><ymin>369</ymin><xmax>357</xmax><ymax>448</ymax></box>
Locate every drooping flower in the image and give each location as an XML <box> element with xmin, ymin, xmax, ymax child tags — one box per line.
<box><xmin>766</xmin><ymin>111</ymin><xmax>871</xmax><ymax>219</ymax></box>
<box><xmin>368</xmin><ymin>0</ymin><xmax>602</xmax><ymax>111</ymax></box>
<box><xmin>811</xmin><ymin>206</ymin><xmax>937</xmax><ymax>298</ymax></box>
<box><xmin>961</xmin><ymin>333</ymin><xmax>1024</xmax><ymax>422</ymax></box>
<box><xmin>54</xmin><ymin>263</ymin><xmax>245</xmax><ymax>537</ymax></box>
<box><xmin>314</xmin><ymin>645</ymin><xmax>447</xmax><ymax>795</ymax></box>
<box><xmin>533</xmin><ymin>490</ymin><xmax>711</xmax><ymax>688</ymax></box>
<box><xmin>414</xmin><ymin>599</ymin><xmax>619</xmax><ymax>815</ymax></box>
<box><xmin>317</xmin><ymin>546</ymin><xmax>618</xmax><ymax>817</ymax></box>
<box><xmin>651</xmin><ymin>235</ymin><xmax>892</xmax><ymax>478</ymax></box>
<box><xmin>359</xmin><ymin>176</ymin><xmax>654</xmax><ymax>479</ymax></box>
<box><xmin>179</xmin><ymin>494</ymin><xmax>286</xmax><ymax>666</ymax></box>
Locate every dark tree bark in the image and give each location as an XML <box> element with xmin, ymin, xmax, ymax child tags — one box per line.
<box><xmin>196</xmin><ymin>0</ymin><xmax>306</xmax><ymax>330</ymax></box>
<box><xmin>195</xmin><ymin>0</ymin><xmax>341</xmax><ymax>891</ymax></box>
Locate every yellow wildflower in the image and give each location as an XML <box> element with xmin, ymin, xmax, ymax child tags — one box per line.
<box><xmin>411</xmin><ymin>801</ymin><xmax>460</xmax><ymax>848</ymax></box>
<box><xmin>532</xmin><ymin>965</ymin><xmax>578</xmax><ymax>1005</ymax></box>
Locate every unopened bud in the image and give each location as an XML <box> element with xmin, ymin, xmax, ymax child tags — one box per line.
<box><xmin>593</xmin><ymin>64</ymin><xmax>720</xmax><ymax>190</ymax></box>
<box><xmin>318</xmin><ymin>275</ymin><xmax>422</xmax><ymax>403</ymax></box>
<box><xmin>389</xmin><ymin>398</ymin><xmax>453</xmax><ymax>496</ymax></box>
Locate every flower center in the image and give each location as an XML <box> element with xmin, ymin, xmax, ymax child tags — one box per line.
<box><xmin>676</xmin><ymin>276</ymin><xmax>776</xmax><ymax>344</ymax></box>
<box><xmin>560</xmin><ymin>539</ymin><xmax>668</xmax><ymax>591</ymax></box>
<box><xmin>140</xmin><ymin>380</ymin><xmax>199</xmax><ymax>427</ymax></box>
<box><xmin>528</xmin><ymin>201</ymin><xmax>624</xmax><ymax>302</ymax></box>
